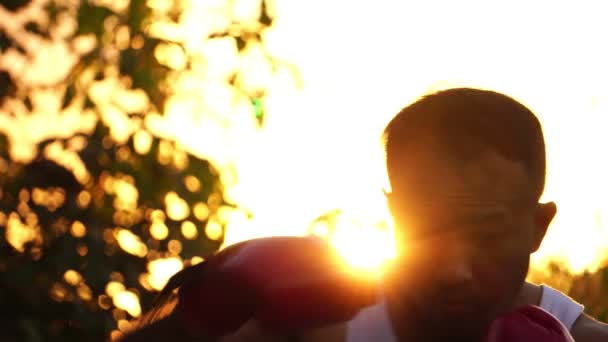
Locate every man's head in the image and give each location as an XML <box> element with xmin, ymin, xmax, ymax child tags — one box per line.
<box><xmin>382</xmin><ymin>88</ymin><xmax>557</xmax><ymax>341</ymax></box>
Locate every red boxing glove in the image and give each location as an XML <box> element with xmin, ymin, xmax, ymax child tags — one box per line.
<box><xmin>485</xmin><ymin>305</ymin><xmax>574</xmax><ymax>342</ymax></box>
<box><xmin>165</xmin><ymin>236</ymin><xmax>378</xmax><ymax>338</ymax></box>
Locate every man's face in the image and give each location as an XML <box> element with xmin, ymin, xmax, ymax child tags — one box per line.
<box><xmin>385</xmin><ymin>145</ymin><xmax>541</xmax><ymax>341</ymax></box>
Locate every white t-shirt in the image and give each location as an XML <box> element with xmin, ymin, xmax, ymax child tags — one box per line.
<box><xmin>346</xmin><ymin>284</ymin><xmax>584</xmax><ymax>342</ymax></box>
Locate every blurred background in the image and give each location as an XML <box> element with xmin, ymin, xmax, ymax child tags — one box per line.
<box><xmin>0</xmin><ymin>0</ymin><xmax>606</xmax><ymax>340</ymax></box>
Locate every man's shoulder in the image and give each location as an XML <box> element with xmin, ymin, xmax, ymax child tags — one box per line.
<box><xmin>571</xmin><ymin>313</ymin><xmax>608</xmax><ymax>342</ymax></box>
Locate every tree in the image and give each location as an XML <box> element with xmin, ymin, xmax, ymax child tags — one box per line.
<box><xmin>0</xmin><ymin>0</ymin><xmax>292</xmax><ymax>340</ymax></box>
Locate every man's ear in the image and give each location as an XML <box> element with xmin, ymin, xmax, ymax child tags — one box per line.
<box><xmin>531</xmin><ymin>201</ymin><xmax>557</xmax><ymax>253</ymax></box>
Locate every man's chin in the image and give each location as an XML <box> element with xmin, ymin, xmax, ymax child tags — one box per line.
<box><xmin>421</xmin><ymin>313</ymin><xmax>492</xmax><ymax>342</ymax></box>
<box><xmin>426</xmin><ymin>324</ymin><xmax>488</xmax><ymax>342</ymax></box>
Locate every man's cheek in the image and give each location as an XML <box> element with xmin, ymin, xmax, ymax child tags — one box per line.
<box><xmin>384</xmin><ymin>251</ymin><xmax>438</xmax><ymax>302</ymax></box>
<box><xmin>474</xmin><ymin>248</ymin><xmax>529</xmax><ymax>308</ymax></box>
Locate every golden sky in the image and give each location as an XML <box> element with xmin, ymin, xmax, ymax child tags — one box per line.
<box><xmin>221</xmin><ymin>0</ymin><xmax>608</xmax><ymax>274</ymax></box>
<box><xmin>2</xmin><ymin>0</ymin><xmax>607</xmax><ymax>279</ymax></box>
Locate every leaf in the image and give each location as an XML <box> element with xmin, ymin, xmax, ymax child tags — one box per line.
<box><xmin>76</xmin><ymin>2</ymin><xmax>113</xmax><ymax>38</ymax></box>
<box><xmin>122</xmin><ymin>38</ymin><xmax>169</xmax><ymax>110</ymax></box>
<box><xmin>23</xmin><ymin>96</ymin><xmax>33</xmax><ymax>111</ymax></box>
<box><xmin>0</xmin><ymin>133</ymin><xmax>9</xmax><ymax>157</ymax></box>
<box><xmin>0</xmin><ymin>70</ymin><xmax>15</xmax><ymax>104</ymax></box>
<box><xmin>259</xmin><ymin>0</ymin><xmax>273</xmax><ymax>27</ymax></box>
<box><xmin>252</xmin><ymin>97</ymin><xmax>264</xmax><ymax>124</ymax></box>
<box><xmin>0</xmin><ymin>0</ymin><xmax>31</xmax><ymax>12</ymax></box>
<box><xmin>0</xmin><ymin>29</ymin><xmax>11</xmax><ymax>52</ymax></box>
<box><xmin>126</xmin><ymin>0</ymin><xmax>150</xmax><ymax>35</ymax></box>
<box><xmin>24</xmin><ymin>22</ymin><xmax>45</xmax><ymax>36</ymax></box>
<box><xmin>84</xmin><ymin>96</ymin><xmax>95</xmax><ymax>109</ymax></box>
<box><xmin>235</xmin><ymin>36</ymin><xmax>247</xmax><ymax>52</ymax></box>
<box><xmin>45</xmin><ymin>1</ymin><xmax>59</xmax><ymax>23</ymax></box>
<box><xmin>62</xmin><ymin>85</ymin><xmax>75</xmax><ymax>109</ymax></box>
<box><xmin>0</xmin><ymin>28</ymin><xmax>25</xmax><ymax>54</ymax></box>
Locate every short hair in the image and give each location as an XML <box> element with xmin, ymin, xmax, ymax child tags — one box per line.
<box><xmin>383</xmin><ymin>88</ymin><xmax>546</xmax><ymax>199</ymax></box>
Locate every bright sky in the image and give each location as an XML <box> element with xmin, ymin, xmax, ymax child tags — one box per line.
<box><xmin>220</xmin><ymin>0</ymin><xmax>608</xmax><ymax>273</ymax></box>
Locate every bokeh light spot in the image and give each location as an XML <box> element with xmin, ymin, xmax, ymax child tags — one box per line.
<box><xmin>205</xmin><ymin>220</ymin><xmax>223</xmax><ymax>240</ymax></box>
<box><xmin>190</xmin><ymin>256</ymin><xmax>204</xmax><ymax>265</ymax></box>
<box><xmin>77</xmin><ymin>284</ymin><xmax>93</xmax><ymax>301</ymax></box>
<box><xmin>149</xmin><ymin>220</ymin><xmax>169</xmax><ymax>240</ymax></box>
<box><xmin>70</xmin><ymin>221</ymin><xmax>87</xmax><ymax>238</ymax></box>
<box><xmin>64</xmin><ymin>269</ymin><xmax>83</xmax><ymax>286</ymax></box>
<box><xmin>165</xmin><ymin>191</ymin><xmax>190</xmax><ymax>221</ymax></box>
<box><xmin>113</xmin><ymin>290</ymin><xmax>141</xmax><ymax>317</ymax></box>
<box><xmin>77</xmin><ymin>191</ymin><xmax>91</xmax><ymax>208</ymax></box>
<box><xmin>180</xmin><ymin>220</ymin><xmax>198</xmax><ymax>239</ymax></box>
<box><xmin>133</xmin><ymin>129</ymin><xmax>152</xmax><ymax>155</ymax></box>
<box><xmin>105</xmin><ymin>281</ymin><xmax>126</xmax><ymax>298</ymax></box>
<box><xmin>115</xmin><ymin>228</ymin><xmax>148</xmax><ymax>257</ymax></box>
<box><xmin>146</xmin><ymin>257</ymin><xmax>183</xmax><ymax>291</ymax></box>
<box><xmin>184</xmin><ymin>175</ymin><xmax>201</xmax><ymax>192</ymax></box>
<box><xmin>167</xmin><ymin>239</ymin><xmax>183</xmax><ymax>255</ymax></box>
<box><xmin>193</xmin><ymin>202</ymin><xmax>210</xmax><ymax>221</ymax></box>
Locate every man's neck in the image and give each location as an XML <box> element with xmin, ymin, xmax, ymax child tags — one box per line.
<box><xmin>383</xmin><ymin>286</ymin><xmax>493</xmax><ymax>342</ymax></box>
<box><xmin>383</xmin><ymin>296</ymin><xmax>474</xmax><ymax>342</ymax></box>
<box><xmin>384</xmin><ymin>282</ymin><xmax>542</xmax><ymax>342</ymax></box>
<box><xmin>511</xmin><ymin>282</ymin><xmax>542</xmax><ymax>309</ymax></box>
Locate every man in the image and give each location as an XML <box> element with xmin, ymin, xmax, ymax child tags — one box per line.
<box><xmin>226</xmin><ymin>88</ymin><xmax>608</xmax><ymax>341</ymax></box>
<box><xmin>125</xmin><ymin>88</ymin><xmax>608</xmax><ymax>341</ymax></box>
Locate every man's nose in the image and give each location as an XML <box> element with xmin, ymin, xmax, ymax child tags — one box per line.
<box><xmin>435</xmin><ymin>240</ymin><xmax>474</xmax><ymax>287</ymax></box>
